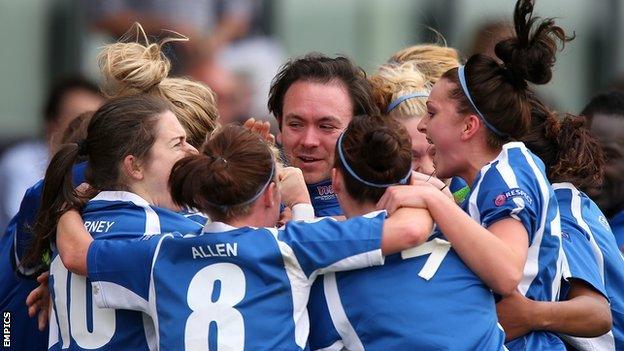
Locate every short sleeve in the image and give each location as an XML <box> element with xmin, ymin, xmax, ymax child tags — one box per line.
<box><xmin>278</xmin><ymin>211</ymin><xmax>385</xmax><ymax>279</ymax></box>
<box><xmin>87</xmin><ymin>233</ymin><xmax>177</xmax><ymax>312</ymax></box>
<box><xmin>561</xmin><ymin>228</ymin><xmax>608</xmax><ymax>300</ymax></box>
<box><xmin>475</xmin><ymin>169</ymin><xmax>538</xmax><ymax>237</ymax></box>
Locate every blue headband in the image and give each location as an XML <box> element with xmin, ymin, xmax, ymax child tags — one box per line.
<box><xmin>457</xmin><ymin>65</ymin><xmax>507</xmax><ymax>138</ymax></box>
<box><xmin>386</xmin><ymin>92</ymin><xmax>429</xmax><ymax>114</ymax></box>
<box><xmin>337</xmin><ymin>131</ymin><xmax>412</xmax><ymax>188</ymax></box>
<box><xmin>205</xmin><ymin>156</ymin><xmax>276</xmax><ymax>211</ymax></box>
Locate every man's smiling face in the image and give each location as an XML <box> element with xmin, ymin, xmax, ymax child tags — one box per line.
<box><xmin>280</xmin><ymin>80</ymin><xmax>353</xmax><ymax>184</ymax></box>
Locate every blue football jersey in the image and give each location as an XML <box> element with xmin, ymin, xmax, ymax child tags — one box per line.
<box><xmin>0</xmin><ymin>162</ymin><xmax>87</xmax><ymax>351</ymax></box>
<box><xmin>85</xmin><ymin>212</ymin><xmax>386</xmax><ymax>350</ymax></box>
<box><xmin>462</xmin><ymin>142</ymin><xmax>565</xmax><ymax>351</ymax></box>
<box><xmin>48</xmin><ymin>191</ymin><xmax>202</xmax><ymax>351</ymax></box>
<box><xmin>554</xmin><ymin>183</ymin><xmax>624</xmax><ymax>351</ymax></box>
<box><xmin>308</xmin><ymin>237</ymin><xmax>507</xmax><ymax>350</ymax></box>
<box><xmin>307</xmin><ymin>179</ymin><xmax>342</xmax><ymax>217</ymax></box>
<box><xmin>0</xmin><ymin>220</ymin><xmax>47</xmax><ymax>351</ymax></box>
<box><xmin>609</xmin><ymin>210</ymin><xmax>624</xmax><ymax>253</ymax></box>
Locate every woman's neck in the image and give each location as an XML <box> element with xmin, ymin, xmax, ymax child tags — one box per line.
<box><xmin>128</xmin><ymin>186</ymin><xmax>180</xmax><ymax>211</ymax></box>
<box><xmin>342</xmin><ymin>200</ymin><xmax>377</xmax><ymax>218</ymax></box>
<box><xmin>458</xmin><ymin>144</ymin><xmax>502</xmax><ymax>187</ymax></box>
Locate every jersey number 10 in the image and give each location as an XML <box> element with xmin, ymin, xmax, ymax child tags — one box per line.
<box><xmin>50</xmin><ymin>257</ymin><xmax>116</xmax><ymax>349</ymax></box>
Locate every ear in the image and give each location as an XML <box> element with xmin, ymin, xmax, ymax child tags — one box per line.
<box><xmin>331</xmin><ymin>168</ymin><xmax>343</xmax><ymax>195</ymax></box>
<box><xmin>263</xmin><ymin>182</ymin><xmax>278</xmax><ymax>209</ymax></box>
<box><xmin>460</xmin><ymin>114</ymin><xmax>482</xmax><ymax>141</ymax></box>
<box><xmin>122</xmin><ymin>155</ymin><xmax>144</xmax><ymax>181</ymax></box>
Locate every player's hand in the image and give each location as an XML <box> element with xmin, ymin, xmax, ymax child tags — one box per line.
<box><xmin>26</xmin><ymin>271</ymin><xmax>50</xmax><ymax>331</ymax></box>
<box><xmin>278</xmin><ymin>167</ymin><xmax>311</xmax><ymax>207</ymax></box>
<box><xmin>277</xmin><ymin>206</ymin><xmax>292</xmax><ymax>227</ymax></box>
<box><xmin>411</xmin><ymin>171</ymin><xmax>453</xmax><ymax>199</ymax></box>
<box><xmin>496</xmin><ymin>290</ymin><xmax>535</xmax><ymax>341</ymax></box>
<box><xmin>377</xmin><ymin>185</ymin><xmax>431</xmax><ymax>214</ymax></box>
<box><xmin>243</xmin><ymin>118</ymin><xmax>276</xmax><ymax>145</ymax></box>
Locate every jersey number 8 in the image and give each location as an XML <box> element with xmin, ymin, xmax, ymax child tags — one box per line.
<box><xmin>185</xmin><ymin>262</ymin><xmax>246</xmax><ymax>350</ymax></box>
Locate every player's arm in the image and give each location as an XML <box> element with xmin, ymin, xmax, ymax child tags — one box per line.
<box><xmin>56</xmin><ymin>209</ymin><xmax>93</xmax><ymax>276</ymax></box>
<box><xmin>496</xmin><ymin>281</ymin><xmax>611</xmax><ymax>340</ymax></box>
<box><xmin>380</xmin><ymin>207</ymin><xmax>433</xmax><ymax>255</ymax></box>
<box><xmin>378</xmin><ymin>183</ymin><xmax>527</xmax><ymax>296</ymax></box>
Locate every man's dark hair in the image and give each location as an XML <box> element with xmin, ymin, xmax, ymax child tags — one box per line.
<box><xmin>581</xmin><ymin>91</ymin><xmax>624</xmax><ymax>123</ymax></box>
<box><xmin>268</xmin><ymin>53</ymin><xmax>378</xmax><ymax>127</ymax></box>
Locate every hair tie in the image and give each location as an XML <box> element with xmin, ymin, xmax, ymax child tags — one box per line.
<box><xmin>337</xmin><ymin>131</ymin><xmax>411</xmax><ymax>188</ymax></box>
<box><xmin>386</xmin><ymin>92</ymin><xmax>429</xmax><ymax>114</ymax></box>
<box><xmin>457</xmin><ymin>65</ymin><xmax>508</xmax><ymax>138</ymax></box>
<box><xmin>76</xmin><ymin>139</ymin><xmax>88</xmax><ymax>156</ymax></box>
<box><xmin>501</xmin><ymin>66</ymin><xmax>527</xmax><ymax>89</ymax></box>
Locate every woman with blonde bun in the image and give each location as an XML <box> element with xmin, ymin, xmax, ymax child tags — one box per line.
<box><xmin>97</xmin><ymin>23</ymin><xmax>220</xmax><ymax>149</ymax></box>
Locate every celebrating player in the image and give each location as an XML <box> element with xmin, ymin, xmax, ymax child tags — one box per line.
<box><xmin>54</xmin><ymin>124</ymin><xmax>434</xmax><ymax>350</ymax></box>
<box><xmin>507</xmin><ymin>98</ymin><xmax>621</xmax><ymax>349</ymax></box>
<box><xmin>379</xmin><ymin>0</ymin><xmax>573</xmax><ymax>349</ymax></box>
<box><xmin>23</xmin><ymin>95</ymin><xmax>202</xmax><ymax>351</ymax></box>
<box><xmin>308</xmin><ymin>114</ymin><xmax>506</xmax><ymax>350</ymax></box>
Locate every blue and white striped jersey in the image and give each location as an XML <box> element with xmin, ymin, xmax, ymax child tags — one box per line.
<box><xmin>85</xmin><ymin>212</ymin><xmax>386</xmax><ymax>350</ymax></box>
<box><xmin>462</xmin><ymin>142</ymin><xmax>565</xmax><ymax>351</ymax></box>
<box><xmin>554</xmin><ymin>182</ymin><xmax>624</xmax><ymax>351</ymax></box>
<box><xmin>307</xmin><ymin>237</ymin><xmax>507</xmax><ymax>350</ymax></box>
<box><xmin>48</xmin><ymin>191</ymin><xmax>202</xmax><ymax>351</ymax></box>
<box><xmin>0</xmin><ymin>162</ymin><xmax>87</xmax><ymax>351</ymax></box>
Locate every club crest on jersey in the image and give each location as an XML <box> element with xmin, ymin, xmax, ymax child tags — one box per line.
<box><xmin>493</xmin><ymin>188</ymin><xmax>533</xmax><ymax>207</ymax></box>
<box><xmin>598</xmin><ymin>215</ymin><xmax>611</xmax><ymax>231</ymax></box>
<box><xmin>314</xmin><ymin>184</ymin><xmax>336</xmax><ymax>201</ymax></box>
<box><xmin>561</xmin><ymin>231</ymin><xmax>571</xmax><ymax>242</ymax></box>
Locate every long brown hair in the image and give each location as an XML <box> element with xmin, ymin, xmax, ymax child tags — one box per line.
<box><xmin>522</xmin><ymin>98</ymin><xmax>604</xmax><ymax>192</ymax></box>
<box><xmin>170</xmin><ymin>125</ymin><xmax>275</xmax><ymax>222</ymax></box>
<box><xmin>22</xmin><ymin>95</ymin><xmax>171</xmax><ymax>271</ymax></box>
<box><xmin>441</xmin><ymin>0</ymin><xmax>573</xmax><ymax>149</ymax></box>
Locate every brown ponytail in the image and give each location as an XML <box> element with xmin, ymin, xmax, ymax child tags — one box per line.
<box><xmin>170</xmin><ymin>125</ymin><xmax>274</xmax><ymax>222</ymax></box>
<box><xmin>21</xmin><ymin>144</ymin><xmax>84</xmax><ymax>272</ymax></box>
<box><xmin>441</xmin><ymin>0</ymin><xmax>574</xmax><ymax>148</ymax></box>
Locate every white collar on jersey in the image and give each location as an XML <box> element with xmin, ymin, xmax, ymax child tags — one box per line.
<box><xmin>202</xmin><ymin>221</ymin><xmax>239</xmax><ymax>234</ymax></box>
<box><xmin>90</xmin><ymin>190</ymin><xmax>151</xmax><ymax>207</ymax></box>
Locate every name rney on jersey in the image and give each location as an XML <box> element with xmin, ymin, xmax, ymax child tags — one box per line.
<box><xmin>84</xmin><ymin>220</ymin><xmax>115</xmax><ymax>233</ymax></box>
<box><xmin>192</xmin><ymin>243</ymin><xmax>238</xmax><ymax>259</ymax></box>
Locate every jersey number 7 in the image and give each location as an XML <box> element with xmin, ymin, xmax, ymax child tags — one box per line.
<box><xmin>401</xmin><ymin>238</ymin><xmax>451</xmax><ymax>280</ymax></box>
